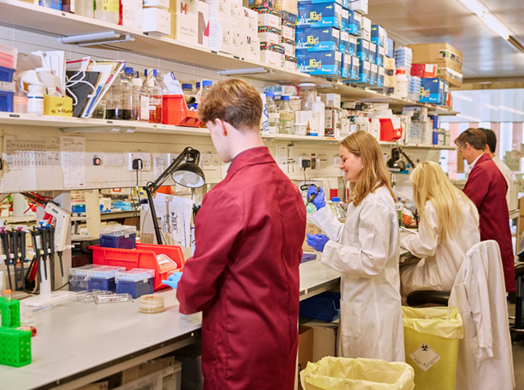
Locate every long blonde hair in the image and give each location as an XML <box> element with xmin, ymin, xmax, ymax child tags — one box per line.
<box><xmin>410</xmin><ymin>161</ymin><xmax>479</xmax><ymax>243</ymax></box>
<box><xmin>341</xmin><ymin>131</ymin><xmax>395</xmax><ymax>206</ymax></box>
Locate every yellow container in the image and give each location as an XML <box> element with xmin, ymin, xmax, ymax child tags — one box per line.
<box><xmin>44</xmin><ymin>95</ymin><xmax>73</xmax><ymax>117</ymax></box>
<box><xmin>402</xmin><ymin>306</ymin><xmax>463</xmax><ymax>390</ymax></box>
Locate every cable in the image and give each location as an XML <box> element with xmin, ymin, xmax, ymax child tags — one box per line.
<box><xmin>130</xmin><ymin>168</ymin><xmax>142</xmax><ymax>227</ymax></box>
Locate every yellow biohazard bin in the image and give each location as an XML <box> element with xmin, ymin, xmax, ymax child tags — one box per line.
<box><xmin>402</xmin><ymin>306</ymin><xmax>463</xmax><ymax>390</ymax></box>
<box><xmin>300</xmin><ymin>356</ymin><xmax>415</xmax><ymax>390</ymax></box>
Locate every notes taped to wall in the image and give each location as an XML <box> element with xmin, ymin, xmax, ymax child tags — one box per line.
<box><xmin>61</xmin><ymin>136</ymin><xmax>86</xmax><ymax>188</ymax></box>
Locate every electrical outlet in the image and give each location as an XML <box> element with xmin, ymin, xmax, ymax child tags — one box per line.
<box><xmin>128</xmin><ymin>153</ymin><xmax>152</xmax><ymax>171</ymax></box>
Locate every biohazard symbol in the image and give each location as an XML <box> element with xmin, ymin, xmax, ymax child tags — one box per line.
<box><xmin>421</xmin><ymin>343</ymin><xmax>429</xmax><ymax>352</ymax></box>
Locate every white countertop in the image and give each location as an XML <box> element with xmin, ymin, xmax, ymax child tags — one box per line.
<box><xmin>0</xmin><ymin>260</ymin><xmax>341</xmax><ymax>390</ymax></box>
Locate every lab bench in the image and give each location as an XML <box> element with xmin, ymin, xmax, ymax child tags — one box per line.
<box><xmin>0</xmin><ymin>259</ymin><xmax>341</xmax><ymax>390</ymax></box>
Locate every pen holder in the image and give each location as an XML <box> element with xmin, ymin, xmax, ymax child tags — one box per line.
<box><xmin>162</xmin><ymin>95</ymin><xmax>202</xmax><ymax>128</ymax></box>
<box><xmin>44</xmin><ymin>95</ymin><xmax>73</xmax><ymax>117</ymax></box>
<box><xmin>0</xmin><ymin>297</ymin><xmax>21</xmax><ymax>328</ymax></box>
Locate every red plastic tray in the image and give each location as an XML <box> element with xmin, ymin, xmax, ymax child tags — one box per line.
<box><xmin>89</xmin><ymin>243</ymin><xmax>185</xmax><ymax>291</ymax></box>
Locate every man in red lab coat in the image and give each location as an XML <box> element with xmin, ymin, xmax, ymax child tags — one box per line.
<box><xmin>164</xmin><ymin>79</ymin><xmax>307</xmax><ymax>390</ymax></box>
<box><xmin>455</xmin><ymin>128</ymin><xmax>515</xmax><ymax>292</ymax></box>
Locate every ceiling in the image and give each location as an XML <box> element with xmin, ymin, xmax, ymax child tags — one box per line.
<box><xmin>368</xmin><ymin>0</ymin><xmax>524</xmax><ymax>81</ymax></box>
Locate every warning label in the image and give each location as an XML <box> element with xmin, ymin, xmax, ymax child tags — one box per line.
<box><xmin>409</xmin><ymin>342</ymin><xmax>441</xmax><ymax>372</ymax></box>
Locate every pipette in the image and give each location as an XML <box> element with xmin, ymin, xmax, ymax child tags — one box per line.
<box><xmin>306</xmin><ymin>184</ymin><xmax>320</xmax><ymax>206</ymax></box>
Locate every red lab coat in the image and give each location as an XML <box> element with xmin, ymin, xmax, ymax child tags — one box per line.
<box><xmin>463</xmin><ymin>153</ymin><xmax>515</xmax><ymax>292</ymax></box>
<box><xmin>177</xmin><ymin>146</ymin><xmax>307</xmax><ymax>390</ymax></box>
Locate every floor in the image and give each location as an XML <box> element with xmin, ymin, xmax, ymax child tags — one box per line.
<box><xmin>510</xmin><ymin>303</ymin><xmax>524</xmax><ymax>390</ymax></box>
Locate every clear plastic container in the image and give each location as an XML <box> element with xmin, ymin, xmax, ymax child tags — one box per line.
<box><xmin>278</xmin><ymin>95</ymin><xmax>294</xmax><ymax>134</ymax></box>
<box><xmin>94</xmin><ymin>0</ymin><xmax>119</xmax><ymax>24</ymax></box>
<box><xmin>265</xmin><ymin>92</ymin><xmax>279</xmax><ymax>135</ymax></box>
<box><xmin>69</xmin><ymin>264</ymin><xmax>104</xmax><ymax>292</ymax></box>
<box><xmin>295</xmin><ymin>122</ymin><xmax>307</xmax><ymax>136</ymax></box>
<box><xmin>298</xmin><ymin>83</ymin><xmax>317</xmax><ymax>111</ymax></box>
<box><xmin>147</xmin><ymin>69</ymin><xmax>163</xmax><ymax>124</ymax></box>
<box><xmin>75</xmin><ymin>289</ymin><xmax>112</xmax><ymax>303</ymax></box>
<box><xmin>329</xmin><ymin>197</ymin><xmax>346</xmax><ymax>220</ymax></box>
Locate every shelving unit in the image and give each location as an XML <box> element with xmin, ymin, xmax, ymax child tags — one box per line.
<box><xmin>0</xmin><ymin>0</ymin><xmax>458</xmax><ymax>115</ymax></box>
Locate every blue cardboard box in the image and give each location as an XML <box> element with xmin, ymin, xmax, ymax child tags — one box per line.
<box><xmin>356</xmin><ymin>38</ymin><xmax>370</xmax><ymax>62</ymax></box>
<box><xmin>297</xmin><ymin>49</ymin><xmax>342</xmax><ymax>77</ymax></box>
<box><xmin>341</xmin><ymin>8</ymin><xmax>348</xmax><ymax>32</ymax></box>
<box><xmin>370</xmin><ymin>63</ymin><xmax>378</xmax><ymax>85</ymax></box>
<box><xmin>297</xmin><ymin>1</ymin><xmax>342</xmax><ymax>29</ymax></box>
<box><xmin>340</xmin><ymin>31</ymin><xmax>349</xmax><ymax>54</ymax></box>
<box><xmin>377</xmin><ymin>66</ymin><xmax>385</xmax><ymax>87</ymax></box>
<box><xmin>348</xmin><ymin>35</ymin><xmax>357</xmax><ymax>56</ymax></box>
<box><xmin>357</xmin><ymin>60</ymin><xmax>371</xmax><ymax>84</ymax></box>
<box><xmin>341</xmin><ymin>53</ymin><xmax>359</xmax><ymax>80</ymax></box>
<box><xmin>420</xmin><ymin>78</ymin><xmax>446</xmax><ymax>104</ymax></box>
<box><xmin>349</xmin><ymin>10</ymin><xmax>361</xmax><ymax>36</ymax></box>
<box><xmin>368</xmin><ymin>41</ymin><xmax>377</xmax><ymax>65</ymax></box>
<box><xmin>371</xmin><ymin>24</ymin><xmax>387</xmax><ymax>47</ymax></box>
<box><xmin>375</xmin><ymin>45</ymin><xmax>385</xmax><ymax>66</ymax></box>
<box><xmin>297</xmin><ymin>26</ymin><xmax>340</xmax><ymax>51</ymax></box>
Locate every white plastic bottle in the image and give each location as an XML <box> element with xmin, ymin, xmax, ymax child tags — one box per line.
<box><xmin>395</xmin><ymin>70</ymin><xmax>408</xmax><ymax>99</ymax></box>
<box><xmin>94</xmin><ymin>0</ymin><xmax>119</xmax><ymax>24</ymax></box>
<box><xmin>311</xmin><ymin>96</ymin><xmax>325</xmax><ymax>137</ymax></box>
<box><xmin>265</xmin><ymin>92</ymin><xmax>279</xmax><ymax>135</ymax></box>
<box><xmin>27</xmin><ymin>85</ymin><xmax>44</xmax><ymax>115</ymax></box>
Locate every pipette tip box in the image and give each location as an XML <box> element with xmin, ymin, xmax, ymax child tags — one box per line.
<box><xmin>69</xmin><ymin>264</ymin><xmax>104</xmax><ymax>292</ymax></box>
<box><xmin>87</xmin><ymin>266</ymin><xmax>126</xmax><ymax>292</ymax></box>
<box><xmin>115</xmin><ymin>269</ymin><xmax>155</xmax><ymax>298</ymax></box>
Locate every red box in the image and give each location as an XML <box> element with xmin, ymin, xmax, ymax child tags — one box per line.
<box><xmin>162</xmin><ymin>95</ymin><xmax>202</xmax><ymax>127</ymax></box>
<box><xmin>379</xmin><ymin>119</ymin><xmax>402</xmax><ymax>142</ymax></box>
<box><xmin>411</xmin><ymin>64</ymin><xmax>437</xmax><ymax>78</ymax></box>
<box><xmin>90</xmin><ymin>243</ymin><xmax>185</xmax><ymax>291</ymax></box>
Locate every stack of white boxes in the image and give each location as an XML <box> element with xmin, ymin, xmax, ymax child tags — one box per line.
<box><xmin>258</xmin><ymin>9</ymin><xmax>284</xmax><ymax>68</ymax></box>
<box><xmin>120</xmin><ymin>0</ymin><xmax>143</xmax><ymax>30</ymax></box>
<box><xmin>143</xmin><ymin>0</ymin><xmax>172</xmax><ymax>36</ymax></box>
<box><xmin>169</xmin><ymin>0</ymin><xmax>198</xmax><ymax>44</ymax></box>
<box><xmin>281</xmin><ymin>14</ymin><xmax>296</xmax><ymax>71</ymax></box>
<box><xmin>241</xmin><ymin>7</ymin><xmax>261</xmax><ymax>61</ymax></box>
<box><xmin>207</xmin><ymin>0</ymin><xmax>231</xmax><ymax>53</ymax></box>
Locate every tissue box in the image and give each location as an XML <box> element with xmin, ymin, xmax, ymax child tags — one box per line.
<box><xmin>284</xmin><ymin>55</ymin><xmax>298</xmax><ymax>71</ymax></box>
<box><xmin>174</xmin><ymin>13</ymin><xmax>198</xmax><ymax>44</ymax></box>
<box><xmin>371</xmin><ymin>24</ymin><xmax>387</xmax><ymax>47</ymax></box>
<box><xmin>209</xmin><ymin>20</ymin><xmax>231</xmax><ymax>52</ymax></box>
<box><xmin>348</xmin><ymin>10</ymin><xmax>360</xmax><ymax>35</ymax></box>
<box><xmin>282</xmin><ymin>21</ymin><xmax>296</xmax><ymax>40</ymax></box>
<box><xmin>260</xmin><ymin>42</ymin><xmax>285</xmax><ymax>67</ymax></box>
<box><xmin>297</xmin><ymin>1</ymin><xmax>342</xmax><ymax>29</ymax></box>
<box><xmin>258</xmin><ymin>26</ymin><xmax>281</xmax><ymax>45</ymax></box>
<box><xmin>296</xmin><ymin>26</ymin><xmax>339</xmax><ymax>51</ymax></box>
<box><xmin>120</xmin><ymin>0</ymin><xmax>143</xmax><ymax>30</ymax></box>
<box><xmin>356</xmin><ymin>38</ymin><xmax>370</xmax><ymax>62</ymax></box>
<box><xmin>206</xmin><ymin>0</ymin><xmax>228</xmax><ymax>22</ymax></box>
<box><xmin>241</xmin><ymin>7</ymin><xmax>258</xmax><ymax>36</ymax></box>
<box><xmin>197</xmin><ymin>1</ymin><xmax>210</xmax><ymax>46</ymax></box>
<box><xmin>143</xmin><ymin>8</ymin><xmax>171</xmax><ymax>35</ymax></box>
<box><xmin>143</xmin><ymin>0</ymin><xmax>169</xmax><ymax>9</ymax></box>
<box><xmin>282</xmin><ymin>39</ymin><xmax>296</xmax><ymax>56</ymax></box>
<box><xmin>44</xmin><ymin>95</ymin><xmax>73</xmax><ymax>116</ymax></box>
<box><xmin>351</xmin><ymin>0</ymin><xmax>367</xmax><ymax>14</ymax></box>
<box><xmin>242</xmin><ymin>34</ymin><xmax>261</xmax><ymax>60</ymax></box>
<box><xmin>258</xmin><ymin>9</ymin><xmax>282</xmax><ymax>30</ymax></box>
<box><xmin>231</xmin><ymin>25</ymin><xmax>243</xmax><ymax>56</ymax></box>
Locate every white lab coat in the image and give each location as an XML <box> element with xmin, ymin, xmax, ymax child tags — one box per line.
<box><xmin>448</xmin><ymin>240</ymin><xmax>515</xmax><ymax>390</ymax></box>
<box><xmin>493</xmin><ymin>155</ymin><xmax>513</xmax><ymax>209</ymax></box>
<box><xmin>400</xmin><ymin>200</ymin><xmax>480</xmax><ymax>297</ymax></box>
<box><xmin>310</xmin><ymin>186</ymin><xmax>405</xmax><ymax>362</ymax></box>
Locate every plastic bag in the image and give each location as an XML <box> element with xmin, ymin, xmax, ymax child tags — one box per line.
<box><xmin>402</xmin><ymin>306</ymin><xmax>463</xmax><ymax>339</ymax></box>
<box><xmin>300</xmin><ymin>357</ymin><xmax>415</xmax><ymax>390</ymax></box>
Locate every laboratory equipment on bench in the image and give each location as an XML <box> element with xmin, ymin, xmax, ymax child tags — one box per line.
<box><xmin>387</xmin><ymin>147</ymin><xmax>417</xmax><ymax>172</ymax></box>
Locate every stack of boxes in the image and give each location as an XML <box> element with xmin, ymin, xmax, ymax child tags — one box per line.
<box><xmin>169</xmin><ymin>0</ymin><xmax>209</xmax><ymax>46</ymax></box>
<box><xmin>207</xmin><ymin>0</ymin><xmax>232</xmax><ymax>53</ymax></box>
<box><xmin>143</xmin><ymin>0</ymin><xmax>171</xmax><ymax>36</ymax></box>
<box><xmin>242</xmin><ymin>7</ymin><xmax>261</xmax><ymax>61</ymax></box>
<box><xmin>296</xmin><ymin>0</ymin><xmax>360</xmax><ymax>80</ymax></box>
<box><xmin>120</xmin><ymin>0</ymin><xmax>143</xmax><ymax>30</ymax></box>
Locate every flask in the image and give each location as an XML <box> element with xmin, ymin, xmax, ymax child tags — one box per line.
<box><xmin>94</xmin><ymin>0</ymin><xmax>119</xmax><ymax>24</ymax></box>
<box><xmin>311</xmin><ymin>96</ymin><xmax>325</xmax><ymax>137</ymax></box>
<box><xmin>265</xmin><ymin>92</ymin><xmax>279</xmax><ymax>135</ymax></box>
<box><xmin>27</xmin><ymin>85</ymin><xmax>44</xmax><ymax>115</ymax></box>
<box><xmin>278</xmin><ymin>96</ymin><xmax>294</xmax><ymax>134</ymax></box>
<box><xmin>148</xmin><ymin>69</ymin><xmax>163</xmax><ymax>123</ymax></box>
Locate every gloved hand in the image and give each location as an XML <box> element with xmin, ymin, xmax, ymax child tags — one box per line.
<box><xmin>162</xmin><ymin>272</ymin><xmax>183</xmax><ymax>289</ymax></box>
<box><xmin>307</xmin><ymin>185</ymin><xmax>326</xmax><ymax>210</ymax></box>
<box><xmin>307</xmin><ymin>233</ymin><xmax>329</xmax><ymax>252</ymax></box>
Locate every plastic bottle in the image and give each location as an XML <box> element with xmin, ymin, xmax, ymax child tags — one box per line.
<box><xmin>106</xmin><ymin>67</ymin><xmax>132</xmax><ymax>120</ymax></box>
<box><xmin>311</xmin><ymin>96</ymin><xmax>325</xmax><ymax>137</ymax></box>
<box><xmin>265</xmin><ymin>92</ymin><xmax>279</xmax><ymax>135</ymax></box>
<box><xmin>13</xmin><ymin>80</ymin><xmax>28</xmax><ymax>114</ymax></box>
<box><xmin>148</xmin><ymin>69</ymin><xmax>163</xmax><ymax>124</ymax></box>
<box><xmin>396</xmin><ymin>197</ymin><xmax>403</xmax><ymax>226</ymax></box>
<box><xmin>132</xmin><ymin>77</ymin><xmax>149</xmax><ymax>122</ymax></box>
<box><xmin>395</xmin><ymin>70</ymin><xmax>408</xmax><ymax>99</ymax></box>
<box><xmin>278</xmin><ymin>96</ymin><xmax>294</xmax><ymax>134</ymax></box>
<box><xmin>94</xmin><ymin>0</ymin><xmax>119</xmax><ymax>24</ymax></box>
<box><xmin>329</xmin><ymin>197</ymin><xmax>346</xmax><ymax>219</ymax></box>
<box><xmin>75</xmin><ymin>0</ymin><xmax>93</xmax><ymax>17</ymax></box>
<box><xmin>27</xmin><ymin>85</ymin><xmax>44</xmax><ymax>115</ymax></box>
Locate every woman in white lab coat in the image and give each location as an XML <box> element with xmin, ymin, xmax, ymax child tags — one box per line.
<box><xmin>306</xmin><ymin>131</ymin><xmax>404</xmax><ymax>362</ymax></box>
<box><xmin>400</xmin><ymin>161</ymin><xmax>480</xmax><ymax>299</ymax></box>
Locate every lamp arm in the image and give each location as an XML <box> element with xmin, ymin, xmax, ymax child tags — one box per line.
<box><xmin>146</xmin><ymin>147</ymin><xmax>192</xmax><ymax>194</ymax></box>
<box><xmin>398</xmin><ymin>148</ymin><xmax>416</xmax><ymax>169</ymax></box>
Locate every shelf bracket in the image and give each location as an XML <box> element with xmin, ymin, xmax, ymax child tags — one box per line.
<box><xmin>60</xmin><ymin>126</ymin><xmax>135</xmax><ymax>134</ymax></box>
<box><xmin>218</xmin><ymin>68</ymin><xmax>272</xmax><ymax>76</ymax></box>
<box><xmin>60</xmin><ymin>31</ymin><xmax>135</xmax><ymax>46</ymax></box>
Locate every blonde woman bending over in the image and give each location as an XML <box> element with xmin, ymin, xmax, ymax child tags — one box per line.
<box><xmin>400</xmin><ymin>161</ymin><xmax>480</xmax><ymax>299</ymax></box>
<box><xmin>306</xmin><ymin>131</ymin><xmax>404</xmax><ymax>362</ymax></box>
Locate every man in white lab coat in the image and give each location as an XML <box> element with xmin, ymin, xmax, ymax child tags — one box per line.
<box><xmin>480</xmin><ymin>128</ymin><xmax>514</xmax><ymax>209</ymax></box>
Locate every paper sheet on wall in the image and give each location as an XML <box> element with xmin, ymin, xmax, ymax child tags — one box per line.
<box><xmin>2</xmin><ymin>135</ymin><xmax>62</xmax><ymax>191</ymax></box>
<box><xmin>61</xmin><ymin>136</ymin><xmax>86</xmax><ymax>188</ymax></box>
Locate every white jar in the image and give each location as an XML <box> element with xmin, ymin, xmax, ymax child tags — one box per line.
<box><xmin>395</xmin><ymin>70</ymin><xmax>408</xmax><ymax>99</ymax></box>
<box><xmin>27</xmin><ymin>85</ymin><xmax>44</xmax><ymax>115</ymax></box>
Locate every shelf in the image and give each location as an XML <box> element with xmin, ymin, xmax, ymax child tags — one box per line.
<box><xmin>100</xmin><ymin>211</ymin><xmax>136</xmax><ymax>220</ymax></box>
<box><xmin>0</xmin><ymin>0</ymin><xmax>458</xmax><ymax>115</ymax></box>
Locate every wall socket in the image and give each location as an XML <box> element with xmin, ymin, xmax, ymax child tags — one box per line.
<box><xmin>128</xmin><ymin>152</ymin><xmax>152</xmax><ymax>171</ymax></box>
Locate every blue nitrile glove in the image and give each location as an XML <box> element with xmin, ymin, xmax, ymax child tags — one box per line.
<box><xmin>307</xmin><ymin>185</ymin><xmax>326</xmax><ymax>210</ymax></box>
<box><xmin>162</xmin><ymin>272</ymin><xmax>183</xmax><ymax>289</ymax></box>
<box><xmin>307</xmin><ymin>233</ymin><xmax>329</xmax><ymax>252</ymax></box>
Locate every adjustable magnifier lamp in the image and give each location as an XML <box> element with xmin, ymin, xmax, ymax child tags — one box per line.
<box><xmin>144</xmin><ymin>147</ymin><xmax>206</xmax><ymax>246</ymax></box>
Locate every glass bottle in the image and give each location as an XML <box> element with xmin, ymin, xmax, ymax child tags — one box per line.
<box><xmin>106</xmin><ymin>67</ymin><xmax>133</xmax><ymax>120</ymax></box>
<box><xmin>200</xmin><ymin>80</ymin><xmax>212</xmax><ymax>102</ymax></box>
<box><xmin>148</xmin><ymin>69</ymin><xmax>163</xmax><ymax>124</ymax></box>
<box><xmin>265</xmin><ymin>92</ymin><xmax>278</xmax><ymax>135</ymax></box>
<box><xmin>278</xmin><ymin>95</ymin><xmax>294</xmax><ymax>134</ymax></box>
<box><xmin>132</xmin><ymin>76</ymin><xmax>150</xmax><ymax>122</ymax></box>
<box><xmin>182</xmin><ymin>83</ymin><xmax>195</xmax><ymax>104</ymax></box>
<box><xmin>92</xmin><ymin>97</ymin><xmax>106</xmax><ymax>119</ymax></box>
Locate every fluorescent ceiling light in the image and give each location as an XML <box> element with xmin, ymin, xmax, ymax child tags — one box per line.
<box><xmin>452</xmin><ymin>93</ymin><xmax>474</xmax><ymax>102</ymax></box>
<box><xmin>481</xmin><ymin>13</ymin><xmax>510</xmax><ymax>40</ymax></box>
<box><xmin>484</xmin><ymin>104</ymin><xmax>499</xmax><ymax>111</ymax></box>
<box><xmin>457</xmin><ymin>0</ymin><xmax>485</xmax><ymax>16</ymax></box>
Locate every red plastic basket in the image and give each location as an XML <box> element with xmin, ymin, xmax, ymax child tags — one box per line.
<box><xmin>379</xmin><ymin>118</ymin><xmax>403</xmax><ymax>142</ymax></box>
<box><xmin>162</xmin><ymin>95</ymin><xmax>202</xmax><ymax>127</ymax></box>
<box><xmin>89</xmin><ymin>243</ymin><xmax>185</xmax><ymax>291</ymax></box>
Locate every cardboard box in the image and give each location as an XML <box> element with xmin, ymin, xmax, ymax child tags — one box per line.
<box><xmin>197</xmin><ymin>0</ymin><xmax>210</xmax><ymax>46</ymax></box>
<box><xmin>228</xmin><ymin>0</ymin><xmax>242</xmax><ymax>26</ymax></box>
<box><xmin>143</xmin><ymin>7</ymin><xmax>171</xmax><ymax>35</ymax></box>
<box><xmin>361</xmin><ymin>15</ymin><xmax>371</xmax><ymax>40</ymax></box>
<box><xmin>299</xmin><ymin>49</ymin><xmax>342</xmax><ymax>77</ymax></box>
<box><xmin>357</xmin><ymin>59</ymin><xmax>371</xmax><ymax>84</ymax></box>
<box><xmin>230</xmin><ymin>25</ymin><xmax>243</xmax><ymax>57</ymax></box>
<box><xmin>368</xmin><ymin>41</ymin><xmax>376</xmax><ymax>64</ymax></box>
<box><xmin>342</xmin><ymin>54</ymin><xmax>358</xmax><ymax>80</ymax></box>
<box><xmin>350</xmin><ymin>11</ymin><xmax>361</xmax><ymax>35</ymax></box>
<box><xmin>351</xmin><ymin>0</ymin><xmax>367</xmax><ymax>14</ymax></box>
<box><xmin>241</xmin><ymin>7</ymin><xmax>258</xmax><ymax>36</ymax></box>
<box><xmin>120</xmin><ymin>0</ymin><xmax>143</xmax><ymax>30</ymax></box>
<box><xmin>258</xmin><ymin>12</ymin><xmax>282</xmax><ymax>30</ymax></box>
<box><xmin>339</xmin><ymin>31</ymin><xmax>349</xmax><ymax>54</ymax></box>
<box><xmin>301</xmin><ymin>321</ymin><xmax>338</xmax><ymax>361</ymax></box>
<box><xmin>436</xmin><ymin>66</ymin><xmax>463</xmax><ymax>87</ymax></box>
<box><xmin>282</xmin><ymin>23</ymin><xmax>295</xmax><ymax>41</ymax></box>
<box><xmin>260</xmin><ymin>43</ymin><xmax>285</xmax><ymax>67</ymax></box>
<box><xmin>172</xmin><ymin>0</ymin><xmax>198</xmax><ymax>14</ymax></box>
<box><xmin>296</xmin><ymin>26</ymin><xmax>339</xmax><ymax>51</ymax></box>
<box><xmin>377</xmin><ymin>66</ymin><xmax>384</xmax><ymax>87</ymax></box>
<box><xmin>242</xmin><ymin>34</ymin><xmax>260</xmax><ymax>61</ymax></box>
<box><xmin>420</xmin><ymin>77</ymin><xmax>446</xmax><ymax>104</ymax></box>
<box><xmin>296</xmin><ymin>110</ymin><xmax>319</xmax><ymax>136</ymax></box>
<box><xmin>206</xmin><ymin>0</ymin><xmax>228</xmax><ymax>22</ymax></box>
<box><xmin>143</xmin><ymin>0</ymin><xmax>169</xmax><ymax>9</ymax></box>
<box><xmin>297</xmin><ymin>1</ymin><xmax>342</xmax><ymax>29</ymax></box>
<box><xmin>174</xmin><ymin>13</ymin><xmax>198</xmax><ymax>44</ymax></box>
<box><xmin>297</xmin><ymin>326</ymin><xmax>314</xmax><ymax>390</ymax></box>
<box><xmin>282</xmin><ymin>41</ymin><xmax>296</xmax><ymax>57</ymax></box>
<box><xmin>122</xmin><ymin>356</ymin><xmax>175</xmax><ymax>384</ymax></box>
<box><xmin>370</xmin><ymin>63</ymin><xmax>377</xmax><ymax>85</ymax></box>
<box><xmin>321</xmin><ymin>93</ymin><xmax>341</xmax><ymax>108</ymax></box>
<box><xmin>284</xmin><ymin>55</ymin><xmax>298</xmax><ymax>71</ymax></box>
<box><xmin>356</xmin><ymin>38</ymin><xmax>370</xmax><ymax>62</ymax></box>
<box><xmin>303</xmin><ymin>223</ymin><xmax>321</xmax><ymax>251</ymax></box>
<box><xmin>258</xmin><ymin>29</ymin><xmax>281</xmax><ymax>45</ymax></box>
<box><xmin>371</xmin><ymin>24</ymin><xmax>386</xmax><ymax>47</ymax></box>
<box><xmin>411</xmin><ymin>63</ymin><xmax>437</xmax><ymax>78</ymax></box>
<box><xmin>408</xmin><ymin>42</ymin><xmax>463</xmax><ymax>73</ymax></box>
<box><xmin>209</xmin><ymin>20</ymin><xmax>231</xmax><ymax>52</ymax></box>
<box><xmin>348</xmin><ymin>35</ymin><xmax>357</xmax><ymax>56</ymax></box>
<box><xmin>374</xmin><ymin>45</ymin><xmax>384</xmax><ymax>66</ymax></box>
<box><xmin>325</xmin><ymin>107</ymin><xmax>341</xmax><ymax>138</ymax></box>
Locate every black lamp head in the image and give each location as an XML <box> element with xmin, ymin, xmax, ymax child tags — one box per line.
<box><xmin>387</xmin><ymin>148</ymin><xmax>407</xmax><ymax>172</ymax></box>
<box><xmin>172</xmin><ymin>148</ymin><xmax>206</xmax><ymax>188</ymax></box>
